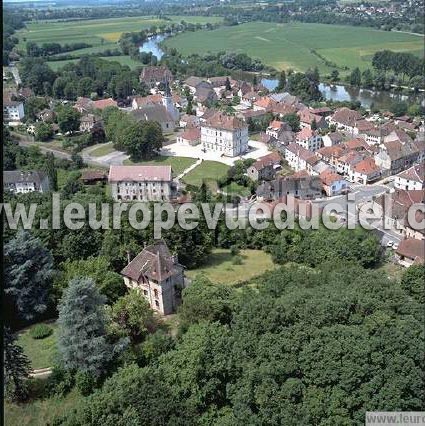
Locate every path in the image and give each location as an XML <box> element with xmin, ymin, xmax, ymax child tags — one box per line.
<box><xmin>9</xmin><ymin>64</ymin><xmax>21</xmax><ymax>86</ymax></box>
<box><xmin>175</xmin><ymin>158</ymin><xmax>202</xmax><ymax>180</ymax></box>
<box><xmin>30</xmin><ymin>367</ymin><xmax>52</xmax><ymax>378</ymax></box>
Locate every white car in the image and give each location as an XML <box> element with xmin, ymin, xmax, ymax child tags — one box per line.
<box><xmin>392</xmin><ymin>243</ymin><xmax>399</xmax><ymax>250</ymax></box>
<box><xmin>386</xmin><ymin>241</ymin><xmax>394</xmax><ymax>247</ymax></box>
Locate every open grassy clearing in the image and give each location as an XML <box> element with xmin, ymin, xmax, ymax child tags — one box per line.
<box><xmin>17</xmin><ymin>322</ymin><xmax>58</xmax><ymax>370</ymax></box>
<box><xmin>124</xmin><ymin>155</ymin><xmax>197</xmax><ymax>177</ymax></box>
<box><xmin>186</xmin><ymin>248</ymin><xmax>276</xmax><ymax>285</ymax></box>
<box><xmin>4</xmin><ymin>387</ymin><xmax>82</xmax><ymax>426</ymax></box>
<box><xmin>182</xmin><ymin>160</ymin><xmax>230</xmax><ymax>187</ymax></box>
<box><xmin>46</xmin><ymin>55</ymin><xmax>142</xmax><ymax>70</ymax></box>
<box><xmin>164</xmin><ymin>22</ymin><xmax>424</xmax><ymax>73</ymax></box>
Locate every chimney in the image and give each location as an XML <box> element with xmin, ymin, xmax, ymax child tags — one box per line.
<box><xmin>171</xmin><ymin>253</ymin><xmax>178</xmax><ymax>264</ymax></box>
<box><xmin>126</xmin><ymin>250</ymin><xmax>131</xmax><ymax>265</ymax></box>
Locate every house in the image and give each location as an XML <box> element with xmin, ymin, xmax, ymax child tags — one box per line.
<box><xmin>132</xmin><ymin>104</ymin><xmax>175</xmax><ymax>133</ymax></box>
<box><xmin>3</xmin><ymin>170</ymin><xmax>49</xmax><ymax>194</ymax></box>
<box><xmin>139</xmin><ymin>66</ymin><xmax>173</xmax><ymax>89</ymax></box>
<box><xmin>353</xmin><ymin>119</ymin><xmax>375</xmax><ymax>135</ymax></box>
<box><xmin>271</xmin><ymin>103</ymin><xmax>298</xmax><ymax>118</ymax></box>
<box><xmin>177</xmin><ymin>127</ymin><xmax>201</xmax><ymax>146</ymax></box>
<box><xmin>256</xmin><ymin>170</ymin><xmax>322</xmax><ymax>201</ymax></box>
<box><xmin>360</xmin><ymin>128</ymin><xmax>384</xmax><ymax>145</ymax></box>
<box><xmin>320</xmin><ymin>170</ymin><xmax>349</xmax><ymax>196</ymax></box>
<box><xmin>237</xmin><ymin>109</ymin><xmax>269</xmax><ymax>123</ymax></box>
<box><xmin>295</xmin><ymin>128</ymin><xmax>322</xmax><ymax>152</ymax></box>
<box><xmin>121</xmin><ymin>240</ymin><xmax>185</xmax><ymax>314</ymax></box>
<box><xmin>108</xmin><ymin>165</ymin><xmax>174</xmax><ymax>202</ymax></box>
<box><xmin>336</xmin><ymin>151</ymin><xmax>365</xmax><ymax>175</ymax></box>
<box><xmin>266</xmin><ymin>120</ymin><xmax>291</xmax><ymax>140</ymax></box>
<box><xmin>310</xmin><ymin>106</ymin><xmax>333</xmax><ymax>117</ymax></box>
<box><xmin>201</xmin><ymin>112</ymin><xmax>248</xmax><ymax>157</ymax></box>
<box><xmin>316</xmin><ymin>145</ymin><xmax>346</xmax><ymax>168</ymax></box>
<box><xmin>285</xmin><ymin>143</ymin><xmax>318</xmax><ymax>173</ymax></box>
<box><xmin>37</xmin><ymin>108</ymin><xmax>56</xmax><ymax>123</ymax></box>
<box><xmin>131</xmin><ymin>94</ymin><xmax>162</xmax><ymax>110</ymax></box>
<box><xmin>396</xmin><ymin>238</ymin><xmax>425</xmax><ymax>267</ymax></box>
<box><xmin>348</xmin><ymin>157</ymin><xmax>381</xmax><ymax>184</ymax></box>
<box><xmin>3</xmin><ymin>94</ymin><xmax>24</xmax><ymax>123</ymax></box>
<box><xmin>179</xmin><ymin>114</ymin><xmax>200</xmax><ymax>128</ymax></box>
<box><xmin>80</xmin><ymin>170</ymin><xmax>107</xmax><ymax>185</ymax></box>
<box><xmin>92</xmin><ymin>98</ymin><xmax>118</xmax><ymax>111</ymax></box>
<box><xmin>80</xmin><ymin>114</ymin><xmax>101</xmax><ymax>132</ymax></box>
<box><xmin>194</xmin><ymin>86</ymin><xmax>218</xmax><ymax>105</ymax></box>
<box><xmin>74</xmin><ymin>97</ymin><xmax>93</xmax><ymax>114</ymax></box>
<box><xmin>374</xmin><ymin>139</ymin><xmax>423</xmax><ymax>175</ymax></box>
<box><xmin>394</xmin><ymin>162</ymin><xmax>425</xmax><ymax>191</ymax></box>
<box><xmin>322</xmin><ymin>131</ymin><xmax>344</xmax><ymax>147</ymax></box>
<box><xmin>297</xmin><ymin>108</ymin><xmax>327</xmax><ymax>130</ymax></box>
<box><xmin>240</xmin><ymin>91</ymin><xmax>259</xmax><ymax>107</ymax></box>
<box><xmin>373</xmin><ymin>190</ymin><xmax>425</xmax><ymax>241</ymax></box>
<box><xmin>184</xmin><ymin>76</ymin><xmax>205</xmax><ymax>94</ymax></box>
<box><xmin>247</xmin><ymin>152</ymin><xmax>282</xmax><ymax>182</ymax></box>
<box><xmin>237</xmin><ymin>81</ymin><xmax>254</xmax><ymax>98</ymax></box>
<box><xmin>328</xmin><ymin>107</ymin><xmax>363</xmax><ymax>133</ymax></box>
<box><xmin>253</xmin><ymin>96</ymin><xmax>277</xmax><ymax>112</ymax></box>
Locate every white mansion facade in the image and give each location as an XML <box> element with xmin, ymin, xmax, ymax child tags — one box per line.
<box><xmin>201</xmin><ymin>112</ymin><xmax>248</xmax><ymax>157</ymax></box>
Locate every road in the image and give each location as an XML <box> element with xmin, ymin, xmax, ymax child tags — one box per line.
<box><xmin>8</xmin><ymin>64</ymin><xmax>21</xmax><ymax>86</ymax></box>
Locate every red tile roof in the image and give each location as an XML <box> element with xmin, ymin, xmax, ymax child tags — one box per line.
<box><xmin>108</xmin><ymin>165</ymin><xmax>172</xmax><ymax>182</ymax></box>
<box><xmin>204</xmin><ymin>112</ymin><xmax>247</xmax><ymax>131</ymax></box>
<box><xmin>396</xmin><ymin>238</ymin><xmax>425</xmax><ymax>263</ymax></box>
<box><xmin>180</xmin><ymin>127</ymin><xmax>201</xmax><ymax>141</ymax></box>
<box><xmin>352</xmin><ymin>157</ymin><xmax>380</xmax><ymax>175</ymax></box>
<box><xmin>92</xmin><ymin>98</ymin><xmax>118</xmax><ymax>110</ymax></box>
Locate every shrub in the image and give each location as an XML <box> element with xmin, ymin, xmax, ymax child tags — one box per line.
<box><xmin>232</xmin><ymin>255</ymin><xmax>243</xmax><ymax>265</ymax></box>
<box><xmin>45</xmin><ymin>366</ymin><xmax>75</xmax><ymax>397</ymax></box>
<box><xmin>230</xmin><ymin>245</ymin><xmax>240</xmax><ymax>256</ymax></box>
<box><xmin>30</xmin><ymin>324</ymin><xmax>53</xmax><ymax>340</ymax></box>
<box><xmin>75</xmin><ymin>370</ymin><xmax>96</xmax><ymax>396</ymax></box>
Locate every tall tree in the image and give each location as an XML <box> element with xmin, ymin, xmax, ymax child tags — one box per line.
<box><xmin>276</xmin><ymin>70</ymin><xmax>287</xmax><ymax>91</ymax></box>
<box><xmin>44</xmin><ymin>151</ymin><xmax>58</xmax><ymax>191</ymax></box>
<box><xmin>349</xmin><ymin>67</ymin><xmax>362</xmax><ymax>87</ymax></box>
<box><xmin>56</xmin><ymin>105</ymin><xmax>81</xmax><ymax>134</ymax></box>
<box><xmin>108</xmin><ymin>290</ymin><xmax>157</xmax><ymax>342</ymax></box>
<box><xmin>57</xmin><ymin>277</ymin><xmax>113</xmax><ymax>377</ymax></box>
<box><xmin>4</xmin><ymin>231</ymin><xmax>54</xmax><ymax>322</ymax></box>
<box><xmin>4</xmin><ymin>328</ymin><xmax>32</xmax><ymax>402</ymax></box>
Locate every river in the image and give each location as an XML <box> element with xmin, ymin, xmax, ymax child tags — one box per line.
<box><xmin>139</xmin><ymin>36</ymin><xmax>423</xmax><ymax>110</ymax></box>
<box><xmin>262</xmin><ymin>78</ymin><xmax>424</xmax><ymax>110</ymax></box>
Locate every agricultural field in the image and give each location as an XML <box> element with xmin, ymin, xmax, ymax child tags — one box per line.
<box><xmin>164</xmin><ymin>22</ymin><xmax>424</xmax><ymax>73</ymax></box>
<box><xmin>16</xmin><ymin>15</ymin><xmax>222</xmax><ymax>50</ymax></box>
<box><xmin>186</xmin><ymin>248</ymin><xmax>276</xmax><ymax>285</ymax></box>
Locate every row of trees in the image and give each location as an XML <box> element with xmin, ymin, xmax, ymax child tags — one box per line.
<box><xmin>372</xmin><ymin>50</ymin><xmax>424</xmax><ymax>80</ymax></box>
<box><xmin>26</xmin><ymin>41</ymin><xmax>92</xmax><ymax>58</ymax></box>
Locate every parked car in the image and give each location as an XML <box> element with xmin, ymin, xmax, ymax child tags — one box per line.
<box><xmin>386</xmin><ymin>241</ymin><xmax>394</xmax><ymax>247</ymax></box>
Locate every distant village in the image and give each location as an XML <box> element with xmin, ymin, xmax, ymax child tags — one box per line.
<box><xmin>4</xmin><ymin>64</ymin><xmax>425</xmax><ymax>266</ymax></box>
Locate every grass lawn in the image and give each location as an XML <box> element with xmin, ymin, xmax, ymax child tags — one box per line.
<box><xmin>89</xmin><ymin>142</ymin><xmax>115</xmax><ymax>157</ymax></box>
<box><xmin>222</xmin><ymin>181</ymin><xmax>252</xmax><ymax>197</ymax></box>
<box><xmin>182</xmin><ymin>160</ymin><xmax>230</xmax><ymax>187</ymax></box>
<box><xmin>186</xmin><ymin>248</ymin><xmax>276</xmax><ymax>285</ymax></box>
<box><xmin>164</xmin><ymin>22</ymin><xmax>424</xmax><ymax>73</ymax></box>
<box><xmin>124</xmin><ymin>155</ymin><xmax>197</xmax><ymax>177</ymax></box>
<box><xmin>17</xmin><ymin>322</ymin><xmax>58</xmax><ymax>370</ymax></box>
<box><xmin>376</xmin><ymin>262</ymin><xmax>405</xmax><ymax>281</ymax></box>
<box><xmin>4</xmin><ymin>388</ymin><xmax>82</xmax><ymax>426</ymax></box>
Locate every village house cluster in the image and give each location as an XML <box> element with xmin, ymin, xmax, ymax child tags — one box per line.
<box><xmin>3</xmin><ymin>65</ymin><xmax>424</xmax><ymax>266</ymax></box>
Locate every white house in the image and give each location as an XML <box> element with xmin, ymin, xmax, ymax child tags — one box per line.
<box><xmin>320</xmin><ymin>170</ymin><xmax>349</xmax><ymax>196</ymax></box>
<box><xmin>285</xmin><ymin>143</ymin><xmax>318</xmax><ymax>173</ymax></box>
<box><xmin>201</xmin><ymin>112</ymin><xmax>248</xmax><ymax>157</ymax></box>
<box><xmin>295</xmin><ymin>128</ymin><xmax>322</xmax><ymax>152</ymax></box>
<box><xmin>3</xmin><ymin>96</ymin><xmax>25</xmax><ymax>123</ymax></box>
<box><xmin>394</xmin><ymin>162</ymin><xmax>424</xmax><ymax>191</ymax></box>
<box><xmin>3</xmin><ymin>170</ymin><xmax>50</xmax><ymax>194</ymax></box>
<box><xmin>108</xmin><ymin>165</ymin><xmax>174</xmax><ymax>202</ymax></box>
<box><xmin>348</xmin><ymin>157</ymin><xmax>381</xmax><ymax>184</ymax></box>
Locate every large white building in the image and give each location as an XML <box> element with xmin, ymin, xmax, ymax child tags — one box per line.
<box><xmin>108</xmin><ymin>165</ymin><xmax>174</xmax><ymax>202</ymax></box>
<box><xmin>394</xmin><ymin>162</ymin><xmax>424</xmax><ymax>191</ymax></box>
<box><xmin>201</xmin><ymin>112</ymin><xmax>248</xmax><ymax>157</ymax></box>
<box><xmin>295</xmin><ymin>128</ymin><xmax>322</xmax><ymax>152</ymax></box>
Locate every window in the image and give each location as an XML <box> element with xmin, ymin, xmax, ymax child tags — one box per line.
<box><xmin>143</xmin><ymin>290</ymin><xmax>148</xmax><ymax>296</ymax></box>
<box><xmin>154</xmin><ymin>289</ymin><xmax>159</xmax><ymax>299</ymax></box>
<box><xmin>155</xmin><ymin>300</ymin><xmax>160</xmax><ymax>307</ymax></box>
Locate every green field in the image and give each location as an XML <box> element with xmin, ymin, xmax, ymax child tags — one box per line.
<box><xmin>164</xmin><ymin>22</ymin><xmax>424</xmax><ymax>72</ymax></box>
<box><xmin>17</xmin><ymin>322</ymin><xmax>58</xmax><ymax>370</ymax></box>
<box><xmin>124</xmin><ymin>155</ymin><xmax>197</xmax><ymax>177</ymax></box>
<box><xmin>182</xmin><ymin>160</ymin><xmax>230</xmax><ymax>187</ymax></box>
<box><xmin>186</xmin><ymin>248</ymin><xmax>276</xmax><ymax>285</ymax></box>
<box><xmin>17</xmin><ymin>15</ymin><xmax>222</xmax><ymax>50</ymax></box>
<box><xmin>89</xmin><ymin>142</ymin><xmax>116</xmax><ymax>157</ymax></box>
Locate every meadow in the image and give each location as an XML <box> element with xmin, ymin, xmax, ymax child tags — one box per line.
<box><xmin>164</xmin><ymin>22</ymin><xmax>424</xmax><ymax>73</ymax></box>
